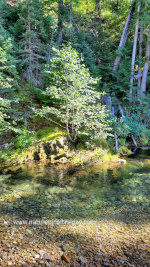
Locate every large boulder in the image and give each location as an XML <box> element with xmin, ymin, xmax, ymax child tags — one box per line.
<box><xmin>23</xmin><ymin>137</ymin><xmax>68</xmax><ymax>163</ymax></box>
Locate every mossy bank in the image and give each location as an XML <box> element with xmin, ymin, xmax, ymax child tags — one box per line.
<box><xmin>0</xmin><ymin>126</ymin><xmax>127</xmax><ymax>170</ymax></box>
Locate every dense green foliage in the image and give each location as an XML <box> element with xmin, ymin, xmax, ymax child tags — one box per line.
<box><xmin>0</xmin><ymin>0</ymin><xmax>150</xmax><ymax>154</ymax></box>
<box><xmin>36</xmin><ymin>46</ymin><xmax>111</xmax><ymax>142</ymax></box>
<box><xmin>0</xmin><ymin>22</ymin><xmax>19</xmax><ymax>135</ymax></box>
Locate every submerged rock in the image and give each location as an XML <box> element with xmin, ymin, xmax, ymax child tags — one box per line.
<box><xmin>79</xmin><ymin>256</ymin><xmax>88</xmax><ymax>265</ymax></box>
<box><xmin>42</xmin><ymin>253</ymin><xmax>51</xmax><ymax>261</ymax></box>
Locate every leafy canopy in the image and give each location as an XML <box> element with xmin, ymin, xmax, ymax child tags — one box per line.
<box><xmin>36</xmin><ymin>45</ymin><xmax>111</xmax><ymax>142</ymax></box>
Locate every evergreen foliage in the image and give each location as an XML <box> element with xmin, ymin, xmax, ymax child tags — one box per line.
<box><xmin>0</xmin><ymin>0</ymin><xmax>149</xmax><ymax>149</ymax></box>
<box><xmin>15</xmin><ymin>0</ymin><xmax>51</xmax><ymax>86</ymax></box>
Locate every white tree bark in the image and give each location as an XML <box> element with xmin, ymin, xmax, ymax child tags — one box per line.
<box><xmin>140</xmin><ymin>27</ymin><xmax>150</xmax><ymax>93</ymax></box>
<box><xmin>129</xmin><ymin>1</ymin><xmax>141</xmax><ymax>99</ymax></box>
<box><xmin>114</xmin><ymin>132</ymin><xmax>119</xmax><ymax>153</ymax></box>
<box><xmin>137</xmin><ymin>25</ymin><xmax>144</xmax><ymax>98</ymax></box>
<box><xmin>113</xmin><ymin>1</ymin><xmax>136</xmax><ymax>72</ymax></box>
<box><xmin>131</xmin><ymin>135</ymin><xmax>137</xmax><ymax>147</ymax></box>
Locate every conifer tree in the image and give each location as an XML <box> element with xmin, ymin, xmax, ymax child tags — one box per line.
<box><xmin>58</xmin><ymin>0</ymin><xmax>64</xmax><ymax>45</ymax></box>
<box><xmin>0</xmin><ymin>5</ymin><xmax>18</xmax><ymax>97</ymax></box>
<box><xmin>0</xmin><ymin>6</ymin><xmax>19</xmax><ymax>134</ymax></box>
<box><xmin>17</xmin><ymin>0</ymin><xmax>47</xmax><ymax>87</ymax></box>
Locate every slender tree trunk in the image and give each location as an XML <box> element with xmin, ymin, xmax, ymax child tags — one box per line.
<box><xmin>95</xmin><ymin>0</ymin><xmax>101</xmax><ymax>17</ymax></box>
<box><xmin>118</xmin><ymin>104</ymin><xmax>125</xmax><ymax>118</ymax></box>
<box><xmin>137</xmin><ymin>25</ymin><xmax>144</xmax><ymax>98</ymax></box>
<box><xmin>106</xmin><ymin>96</ymin><xmax>111</xmax><ymax>111</ymax></box>
<box><xmin>27</xmin><ymin>4</ymin><xmax>32</xmax><ymax>82</ymax></box>
<box><xmin>140</xmin><ymin>27</ymin><xmax>150</xmax><ymax>93</ymax></box>
<box><xmin>58</xmin><ymin>0</ymin><xmax>64</xmax><ymax>45</ymax></box>
<box><xmin>114</xmin><ymin>132</ymin><xmax>119</xmax><ymax>153</ymax></box>
<box><xmin>113</xmin><ymin>1</ymin><xmax>136</xmax><ymax>72</ymax></box>
<box><xmin>129</xmin><ymin>1</ymin><xmax>141</xmax><ymax>99</ymax></box>
<box><xmin>72</xmin><ymin>18</ymin><xmax>80</xmax><ymax>34</ymax></box>
<box><xmin>131</xmin><ymin>135</ymin><xmax>137</xmax><ymax>147</ymax></box>
<box><xmin>24</xmin><ymin>109</ymin><xmax>28</xmax><ymax>129</ymax></box>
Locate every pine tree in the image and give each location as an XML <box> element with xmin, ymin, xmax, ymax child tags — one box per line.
<box><xmin>0</xmin><ymin>11</ymin><xmax>18</xmax><ymax>96</ymax></box>
<box><xmin>58</xmin><ymin>0</ymin><xmax>64</xmax><ymax>45</ymax></box>
<box><xmin>17</xmin><ymin>0</ymin><xmax>47</xmax><ymax>87</ymax></box>
<box><xmin>0</xmin><ymin>24</ymin><xmax>18</xmax><ymax>134</ymax></box>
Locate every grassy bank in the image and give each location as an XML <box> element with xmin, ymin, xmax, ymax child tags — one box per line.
<box><xmin>0</xmin><ymin>124</ymin><xmax>124</xmax><ymax>170</ymax></box>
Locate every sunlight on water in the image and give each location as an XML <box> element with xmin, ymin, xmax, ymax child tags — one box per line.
<box><xmin>0</xmin><ymin>149</ymin><xmax>150</xmax><ymax>220</ymax></box>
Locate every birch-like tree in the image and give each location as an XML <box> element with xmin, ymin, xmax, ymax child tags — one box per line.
<box><xmin>140</xmin><ymin>26</ymin><xmax>150</xmax><ymax>93</ymax></box>
<box><xmin>129</xmin><ymin>1</ymin><xmax>141</xmax><ymax>99</ymax></box>
<box><xmin>137</xmin><ymin>25</ymin><xmax>144</xmax><ymax>96</ymax></box>
<box><xmin>113</xmin><ymin>0</ymin><xmax>136</xmax><ymax>72</ymax></box>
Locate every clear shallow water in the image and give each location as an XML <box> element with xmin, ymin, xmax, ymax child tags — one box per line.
<box><xmin>0</xmin><ymin>150</ymin><xmax>150</xmax><ymax>220</ymax></box>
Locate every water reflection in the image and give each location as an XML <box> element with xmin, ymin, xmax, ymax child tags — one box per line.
<box><xmin>0</xmin><ymin>150</ymin><xmax>150</xmax><ymax>220</ymax></box>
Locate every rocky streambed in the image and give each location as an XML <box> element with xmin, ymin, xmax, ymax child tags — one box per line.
<box><xmin>0</xmin><ymin>149</ymin><xmax>150</xmax><ymax>266</ymax></box>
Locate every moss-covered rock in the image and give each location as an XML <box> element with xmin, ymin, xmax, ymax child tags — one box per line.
<box><xmin>16</xmin><ymin>137</ymin><xmax>69</xmax><ymax>164</ymax></box>
<box><xmin>119</xmin><ymin>146</ymin><xmax>132</xmax><ymax>156</ymax></box>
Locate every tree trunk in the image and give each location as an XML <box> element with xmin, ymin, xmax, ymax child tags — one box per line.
<box><xmin>58</xmin><ymin>0</ymin><xmax>64</xmax><ymax>45</ymax></box>
<box><xmin>95</xmin><ymin>0</ymin><xmax>101</xmax><ymax>17</ymax></box>
<box><xmin>137</xmin><ymin>25</ymin><xmax>144</xmax><ymax>98</ymax></box>
<box><xmin>112</xmin><ymin>106</ymin><xmax>115</xmax><ymax>117</ymax></box>
<box><xmin>114</xmin><ymin>132</ymin><xmax>119</xmax><ymax>153</ymax></box>
<box><xmin>131</xmin><ymin>135</ymin><xmax>137</xmax><ymax>147</ymax></box>
<box><xmin>72</xmin><ymin>18</ymin><xmax>80</xmax><ymax>34</ymax></box>
<box><xmin>140</xmin><ymin>26</ymin><xmax>150</xmax><ymax>93</ymax></box>
<box><xmin>106</xmin><ymin>96</ymin><xmax>111</xmax><ymax>112</ymax></box>
<box><xmin>27</xmin><ymin>4</ymin><xmax>32</xmax><ymax>82</ymax></box>
<box><xmin>113</xmin><ymin>1</ymin><xmax>136</xmax><ymax>72</ymax></box>
<box><xmin>129</xmin><ymin>1</ymin><xmax>141</xmax><ymax>99</ymax></box>
<box><xmin>118</xmin><ymin>104</ymin><xmax>125</xmax><ymax>118</ymax></box>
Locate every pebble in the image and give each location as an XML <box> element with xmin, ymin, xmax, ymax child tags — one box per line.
<box><xmin>79</xmin><ymin>256</ymin><xmax>88</xmax><ymax>264</ymax></box>
<box><xmin>103</xmin><ymin>262</ymin><xmax>110</xmax><ymax>267</ymax></box>
<box><xmin>40</xmin><ymin>261</ymin><xmax>45</xmax><ymax>264</ymax></box>
<box><xmin>95</xmin><ymin>257</ymin><xmax>102</xmax><ymax>262</ymax></box>
<box><xmin>61</xmin><ymin>254</ymin><xmax>71</xmax><ymax>263</ymax></box>
<box><xmin>60</xmin><ymin>244</ymin><xmax>67</xmax><ymax>251</ymax></box>
<box><xmin>35</xmin><ymin>254</ymin><xmax>40</xmax><ymax>259</ymax></box>
<box><xmin>26</xmin><ymin>229</ymin><xmax>32</xmax><ymax>235</ymax></box>
<box><xmin>42</xmin><ymin>253</ymin><xmax>51</xmax><ymax>261</ymax></box>
<box><xmin>39</xmin><ymin>250</ymin><xmax>45</xmax><ymax>257</ymax></box>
